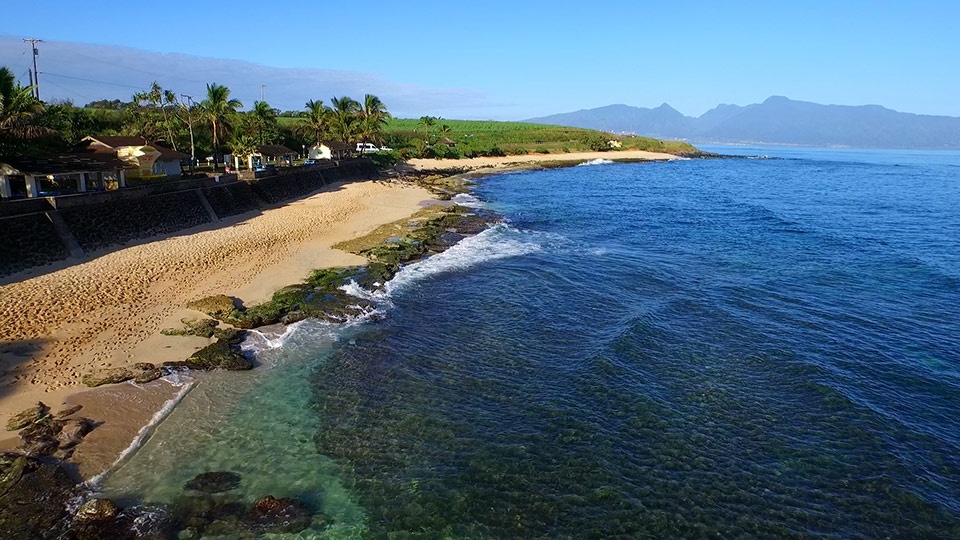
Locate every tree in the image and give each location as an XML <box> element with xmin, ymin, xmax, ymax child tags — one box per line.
<box><xmin>200</xmin><ymin>83</ymin><xmax>242</xmax><ymax>170</ymax></box>
<box><xmin>299</xmin><ymin>99</ymin><xmax>330</xmax><ymax>147</ymax></box>
<box><xmin>172</xmin><ymin>94</ymin><xmax>200</xmax><ymax>170</ymax></box>
<box><xmin>358</xmin><ymin>94</ymin><xmax>391</xmax><ymax>149</ymax></box>
<box><xmin>228</xmin><ymin>134</ymin><xmax>259</xmax><ymax>170</ymax></box>
<box><xmin>329</xmin><ymin>95</ymin><xmax>361</xmax><ymax>150</ymax></box>
<box><xmin>0</xmin><ymin>67</ymin><xmax>46</xmax><ymax>154</ymax></box>
<box><xmin>250</xmin><ymin>100</ymin><xmax>278</xmax><ymax>145</ymax></box>
<box><xmin>131</xmin><ymin>82</ymin><xmax>179</xmax><ymax>149</ymax></box>
<box><xmin>417</xmin><ymin>115</ymin><xmax>439</xmax><ymax>145</ymax></box>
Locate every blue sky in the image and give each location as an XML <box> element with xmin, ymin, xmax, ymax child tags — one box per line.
<box><xmin>2</xmin><ymin>0</ymin><xmax>958</xmax><ymax>119</ymax></box>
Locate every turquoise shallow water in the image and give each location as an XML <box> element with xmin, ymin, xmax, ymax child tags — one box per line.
<box><xmin>102</xmin><ymin>147</ymin><xmax>960</xmax><ymax>538</ymax></box>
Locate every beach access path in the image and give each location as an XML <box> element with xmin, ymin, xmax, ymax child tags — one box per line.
<box><xmin>0</xmin><ymin>179</ymin><xmax>434</xmax><ymax>436</ymax></box>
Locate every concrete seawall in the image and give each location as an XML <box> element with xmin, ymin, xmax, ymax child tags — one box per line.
<box><xmin>0</xmin><ymin>161</ymin><xmax>378</xmax><ymax>277</ymax></box>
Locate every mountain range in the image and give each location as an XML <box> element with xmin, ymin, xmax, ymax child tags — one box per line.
<box><xmin>524</xmin><ymin>97</ymin><xmax>960</xmax><ymax>149</ymax></box>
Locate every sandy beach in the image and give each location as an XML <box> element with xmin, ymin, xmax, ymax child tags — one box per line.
<box><xmin>406</xmin><ymin>149</ymin><xmax>681</xmax><ymax>171</ymax></box>
<box><xmin>0</xmin><ymin>179</ymin><xmax>434</xmax><ymax>448</ymax></box>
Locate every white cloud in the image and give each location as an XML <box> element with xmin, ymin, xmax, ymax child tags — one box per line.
<box><xmin>0</xmin><ymin>37</ymin><xmax>487</xmax><ymax>117</ymax></box>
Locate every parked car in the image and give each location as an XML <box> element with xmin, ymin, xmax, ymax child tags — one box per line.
<box><xmin>355</xmin><ymin>143</ymin><xmax>392</xmax><ymax>154</ymax></box>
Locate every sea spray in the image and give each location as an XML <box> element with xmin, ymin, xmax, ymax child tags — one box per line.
<box><xmin>577</xmin><ymin>158</ymin><xmax>615</xmax><ymax>166</ymax></box>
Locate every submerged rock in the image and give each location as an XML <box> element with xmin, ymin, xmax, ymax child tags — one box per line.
<box><xmin>57</xmin><ymin>417</ymin><xmax>95</xmax><ymax>451</ymax></box>
<box><xmin>183</xmin><ymin>471</ymin><xmax>242</xmax><ymax>493</ymax></box>
<box><xmin>247</xmin><ymin>495</ymin><xmax>312</xmax><ymax>534</ymax></box>
<box><xmin>5</xmin><ymin>401</ymin><xmax>50</xmax><ymax>431</ymax></box>
<box><xmin>56</xmin><ymin>404</ymin><xmax>83</xmax><ymax>419</ymax></box>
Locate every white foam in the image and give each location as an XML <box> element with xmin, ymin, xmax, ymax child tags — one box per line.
<box><xmin>243</xmin><ymin>321</ymin><xmax>303</xmax><ymax>353</ymax></box>
<box><xmin>577</xmin><ymin>158</ymin><xmax>615</xmax><ymax>166</ymax></box>
<box><xmin>450</xmin><ymin>193</ymin><xmax>485</xmax><ymax>207</ymax></box>
<box><xmin>85</xmin><ymin>380</ymin><xmax>197</xmax><ymax>488</ymax></box>
<box><xmin>384</xmin><ymin>224</ymin><xmax>541</xmax><ymax>295</ymax></box>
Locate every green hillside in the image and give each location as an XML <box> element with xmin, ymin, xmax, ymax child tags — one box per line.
<box><xmin>382</xmin><ymin>118</ymin><xmax>698</xmax><ymax>157</ymax></box>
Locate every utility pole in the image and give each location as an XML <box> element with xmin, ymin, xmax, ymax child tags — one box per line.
<box><xmin>23</xmin><ymin>38</ymin><xmax>43</xmax><ymax>100</ymax></box>
<box><xmin>259</xmin><ymin>84</ymin><xmax>266</xmax><ymax>102</ymax></box>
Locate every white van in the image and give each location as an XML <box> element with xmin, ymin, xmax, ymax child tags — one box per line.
<box><xmin>356</xmin><ymin>143</ymin><xmax>391</xmax><ymax>154</ymax></box>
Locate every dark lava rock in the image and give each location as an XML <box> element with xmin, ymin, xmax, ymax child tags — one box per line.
<box><xmin>246</xmin><ymin>495</ymin><xmax>312</xmax><ymax>534</ymax></box>
<box><xmin>56</xmin><ymin>404</ymin><xmax>84</xmax><ymax>419</ymax></box>
<box><xmin>449</xmin><ymin>214</ymin><xmax>490</xmax><ymax>234</ymax></box>
<box><xmin>168</xmin><ymin>331</ymin><xmax>251</xmax><ymax>371</ymax></box>
<box><xmin>19</xmin><ymin>416</ymin><xmax>64</xmax><ymax>457</ymax></box>
<box><xmin>82</xmin><ymin>363</ymin><xmax>162</xmax><ymax>388</ymax></box>
<box><xmin>5</xmin><ymin>401</ymin><xmax>50</xmax><ymax>431</ymax></box>
<box><xmin>69</xmin><ymin>497</ymin><xmax>142</xmax><ymax>539</ymax></box>
<box><xmin>427</xmin><ymin>231</ymin><xmax>465</xmax><ymax>250</ymax></box>
<box><xmin>0</xmin><ymin>453</ymin><xmax>75</xmax><ymax>538</ymax></box>
<box><xmin>57</xmin><ymin>418</ymin><xmax>95</xmax><ymax>451</ymax></box>
<box><xmin>75</xmin><ymin>498</ymin><xmax>119</xmax><ymax>522</ymax></box>
<box><xmin>185</xmin><ymin>295</ymin><xmax>238</xmax><ymax>319</ymax></box>
<box><xmin>183</xmin><ymin>471</ymin><xmax>242</xmax><ymax>493</ymax></box>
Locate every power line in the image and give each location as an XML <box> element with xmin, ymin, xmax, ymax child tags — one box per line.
<box><xmin>46</xmin><ymin>42</ymin><xmax>210</xmax><ymax>85</ymax></box>
<box><xmin>39</xmin><ymin>71</ymin><xmax>149</xmax><ymax>91</ymax></box>
<box><xmin>41</xmin><ymin>77</ymin><xmax>94</xmax><ymax>102</ymax></box>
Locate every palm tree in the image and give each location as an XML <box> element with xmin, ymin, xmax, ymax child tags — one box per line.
<box><xmin>417</xmin><ymin>115</ymin><xmax>438</xmax><ymax>145</ymax></box>
<box><xmin>229</xmin><ymin>134</ymin><xmax>259</xmax><ymax>170</ymax></box>
<box><xmin>358</xmin><ymin>94</ymin><xmax>391</xmax><ymax>149</ymax></box>
<box><xmin>329</xmin><ymin>96</ymin><xmax>361</xmax><ymax>151</ymax></box>
<box><xmin>0</xmin><ymin>67</ymin><xmax>46</xmax><ymax>153</ymax></box>
<box><xmin>250</xmin><ymin>100</ymin><xmax>277</xmax><ymax>145</ymax></box>
<box><xmin>200</xmin><ymin>83</ymin><xmax>242</xmax><ymax>170</ymax></box>
<box><xmin>299</xmin><ymin>99</ymin><xmax>330</xmax><ymax>147</ymax></box>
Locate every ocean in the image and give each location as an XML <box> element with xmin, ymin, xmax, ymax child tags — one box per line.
<box><xmin>99</xmin><ymin>146</ymin><xmax>960</xmax><ymax>538</ymax></box>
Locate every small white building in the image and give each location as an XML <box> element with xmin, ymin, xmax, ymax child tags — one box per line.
<box><xmin>309</xmin><ymin>142</ymin><xmax>351</xmax><ymax>160</ymax></box>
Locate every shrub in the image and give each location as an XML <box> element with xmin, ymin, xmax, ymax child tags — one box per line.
<box><xmin>535</xmin><ymin>147</ymin><xmax>550</xmax><ymax>154</ymax></box>
<box><xmin>370</xmin><ymin>150</ymin><xmax>402</xmax><ymax>167</ymax></box>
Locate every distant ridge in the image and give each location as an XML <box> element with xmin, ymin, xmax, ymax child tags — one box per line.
<box><xmin>525</xmin><ymin>97</ymin><xmax>960</xmax><ymax>149</ymax></box>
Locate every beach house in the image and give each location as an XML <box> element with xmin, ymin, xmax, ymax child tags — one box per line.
<box><xmin>75</xmin><ymin>136</ymin><xmax>190</xmax><ymax>180</ymax></box>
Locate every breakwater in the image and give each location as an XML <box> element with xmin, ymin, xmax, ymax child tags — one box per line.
<box><xmin>0</xmin><ymin>161</ymin><xmax>377</xmax><ymax>277</ymax></box>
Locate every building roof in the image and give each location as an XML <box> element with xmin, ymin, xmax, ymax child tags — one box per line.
<box><xmin>78</xmin><ymin>136</ymin><xmax>190</xmax><ymax>161</ymax></box>
<box><xmin>0</xmin><ymin>153</ymin><xmax>128</xmax><ymax>175</ymax></box>
<box><xmin>257</xmin><ymin>144</ymin><xmax>296</xmax><ymax>157</ymax></box>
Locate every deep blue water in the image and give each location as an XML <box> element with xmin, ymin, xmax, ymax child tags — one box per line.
<box><xmin>104</xmin><ymin>147</ymin><xmax>960</xmax><ymax>538</ymax></box>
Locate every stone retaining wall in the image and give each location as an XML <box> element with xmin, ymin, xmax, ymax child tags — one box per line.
<box><xmin>60</xmin><ymin>190</ymin><xmax>210</xmax><ymax>252</ymax></box>
<box><xmin>0</xmin><ymin>213</ymin><xmax>69</xmax><ymax>276</ymax></box>
<box><xmin>0</xmin><ymin>161</ymin><xmax>379</xmax><ymax>278</ymax></box>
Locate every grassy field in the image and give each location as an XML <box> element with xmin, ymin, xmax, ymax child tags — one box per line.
<box><xmin>383</xmin><ymin>118</ymin><xmax>699</xmax><ymax>156</ymax></box>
